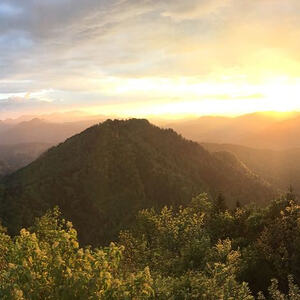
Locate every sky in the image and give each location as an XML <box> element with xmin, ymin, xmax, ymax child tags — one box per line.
<box><xmin>1</xmin><ymin>0</ymin><xmax>300</xmax><ymax>119</ymax></box>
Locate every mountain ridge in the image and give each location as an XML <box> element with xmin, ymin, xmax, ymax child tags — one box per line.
<box><xmin>0</xmin><ymin>119</ymin><xmax>276</xmax><ymax>245</ymax></box>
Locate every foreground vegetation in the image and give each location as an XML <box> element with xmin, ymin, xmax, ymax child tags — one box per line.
<box><xmin>1</xmin><ymin>192</ymin><xmax>300</xmax><ymax>299</ymax></box>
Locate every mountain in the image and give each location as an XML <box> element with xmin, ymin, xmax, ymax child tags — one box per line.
<box><xmin>4</xmin><ymin>111</ymin><xmax>300</xmax><ymax>149</ymax></box>
<box><xmin>2</xmin><ymin>111</ymin><xmax>108</xmax><ymax>124</ymax></box>
<box><xmin>0</xmin><ymin>143</ymin><xmax>51</xmax><ymax>178</ymax></box>
<box><xmin>0</xmin><ymin>119</ymin><xmax>276</xmax><ymax>245</ymax></box>
<box><xmin>202</xmin><ymin>142</ymin><xmax>300</xmax><ymax>195</ymax></box>
<box><xmin>0</xmin><ymin>118</ymin><xmax>102</xmax><ymax>145</ymax></box>
<box><xmin>166</xmin><ymin>112</ymin><xmax>300</xmax><ymax>150</ymax></box>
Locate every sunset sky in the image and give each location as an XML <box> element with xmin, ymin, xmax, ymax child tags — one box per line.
<box><xmin>1</xmin><ymin>0</ymin><xmax>300</xmax><ymax>119</ymax></box>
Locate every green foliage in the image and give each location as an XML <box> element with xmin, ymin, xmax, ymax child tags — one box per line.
<box><xmin>257</xmin><ymin>276</ymin><xmax>300</xmax><ymax>300</ymax></box>
<box><xmin>1</xmin><ymin>193</ymin><xmax>300</xmax><ymax>299</ymax></box>
<box><xmin>120</xmin><ymin>194</ymin><xmax>254</xmax><ymax>299</ymax></box>
<box><xmin>0</xmin><ymin>208</ymin><xmax>154</xmax><ymax>300</ymax></box>
<box><xmin>120</xmin><ymin>194</ymin><xmax>210</xmax><ymax>275</ymax></box>
<box><xmin>120</xmin><ymin>194</ymin><xmax>300</xmax><ymax>298</ymax></box>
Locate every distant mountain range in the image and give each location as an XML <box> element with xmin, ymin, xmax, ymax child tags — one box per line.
<box><xmin>0</xmin><ymin>119</ymin><xmax>275</xmax><ymax>246</ymax></box>
<box><xmin>0</xmin><ymin>118</ymin><xmax>103</xmax><ymax>145</ymax></box>
<box><xmin>2</xmin><ymin>111</ymin><xmax>300</xmax><ymax>150</ymax></box>
<box><xmin>167</xmin><ymin>112</ymin><xmax>300</xmax><ymax>150</ymax></box>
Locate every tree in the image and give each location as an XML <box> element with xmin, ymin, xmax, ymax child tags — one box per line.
<box><xmin>286</xmin><ymin>185</ymin><xmax>296</xmax><ymax>202</ymax></box>
<box><xmin>120</xmin><ymin>195</ymin><xmax>254</xmax><ymax>299</ymax></box>
<box><xmin>214</xmin><ymin>192</ymin><xmax>228</xmax><ymax>213</ymax></box>
<box><xmin>0</xmin><ymin>208</ymin><xmax>154</xmax><ymax>299</ymax></box>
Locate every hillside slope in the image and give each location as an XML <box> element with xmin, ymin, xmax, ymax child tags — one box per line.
<box><xmin>202</xmin><ymin>142</ymin><xmax>300</xmax><ymax>194</ymax></box>
<box><xmin>0</xmin><ymin>119</ymin><xmax>275</xmax><ymax>245</ymax></box>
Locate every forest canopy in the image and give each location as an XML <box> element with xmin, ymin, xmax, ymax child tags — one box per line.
<box><xmin>1</xmin><ymin>193</ymin><xmax>300</xmax><ymax>299</ymax></box>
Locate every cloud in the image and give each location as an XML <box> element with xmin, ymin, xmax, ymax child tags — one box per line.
<box><xmin>1</xmin><ymin>0</ymin><xmax>300</xmax><ymax>117</ymax></box>
<box><xmin>1</xmin><ymin>0</ymin><xmax>300</xmax><ymax>81</ymax></box>
<box><xmin>160</xmin><ymin>0</ymin><xmax>232</xmax><ymax>21</ymax></box>
<box><xmin>0</xmin><ymin>96</ymin><xmax>55</xmax><ymax>118</ymax></box>
<box><xmin>0</xmin><ymin>3</ymin><xmax>22</xmax><ymax>17</ymax></box>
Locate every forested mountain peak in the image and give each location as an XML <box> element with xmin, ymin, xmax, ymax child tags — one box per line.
<box><xmin>0</xmin><ymin>119</ymin><xmax>276</xmax><ymax>245</ymax></box>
